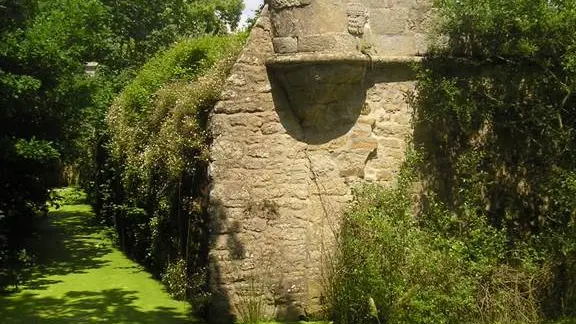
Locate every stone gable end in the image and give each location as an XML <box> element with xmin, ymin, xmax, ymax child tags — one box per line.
<box><xmin>207</xmin><ymin>1</ymin><xmax>431</xmax><ymax>321</ymax></box>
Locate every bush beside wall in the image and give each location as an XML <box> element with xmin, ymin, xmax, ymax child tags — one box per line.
<box><xmin>327</xmin><ymin>0</ymin><xmax>576</xmax><ymax>323</ymax></box>
<box><xmin>91</xmin><ymin>34</ymin><xmax>245</xmax><ymax>307</ymax></box>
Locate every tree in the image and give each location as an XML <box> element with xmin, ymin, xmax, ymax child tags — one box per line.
<box><xmin>0</xmin><ymin>0</ymin><xmax>243</xmax><ymax>292</ymax></box>
<box><xmin>98</xmin><ymin>0</ymin><xmax>243</xmax><ymax>71</ymax></box>
<box><xmin>0</xmin><ymin>0</ymin><xmax>111</xmax><ymax>218</ymax></box>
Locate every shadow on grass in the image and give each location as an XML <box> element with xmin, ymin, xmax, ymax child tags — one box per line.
<box><xmin>20</xmin><ymin>206</ymin><xmax>112</xmax><ymax>290</ymax></box>
<box><xmin>0</xmin><ymin>288</ymin><xmax>194</xmax><ymax>323</ymax></box>
<box><xmin>0</xmin><ymin>205</ymin><xmax>197</xmax><ymax>323</ymax></box>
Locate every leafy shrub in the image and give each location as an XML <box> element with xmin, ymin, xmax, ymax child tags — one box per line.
<box><xmin>92</xmin><ymin>33</ymin><xmax>246</xmax><ymax>305</ymax></box>
<box><xmin>413</xmin><ymin>0</ymin><xmax>576</xmax><ymax>319</ymax></box>
<box><xmin>328</xmin><ymin>184</ymin><xmax>470</xmax><ymax>324</ymax></box>
<box><xmin>162</xmin><ymin>258</ymin><xmax>188</xmax><ymax>300</ymax></box>
<box><xmin>51</xmin><ymin>187</ymin><xmax>88</xmax><ymax>206</ymax></box>
<box><xmin>328</xmin><ymin>1</ymin><xmax>576</xmax><ymax>323</ymax></box>
<box><xmin>327</xmin><ymin>182</ymin><xmax>547</xmax><ymax>324</ymax></box>
<box><xmin>0</xmin><ymin>247</ymin><xmax>34</xmax><ymax>291</ymax></box>
<box><xmin>106</xmin><ymin>35</ymin><xmax>245</xmax><ymax>200</ymax></box>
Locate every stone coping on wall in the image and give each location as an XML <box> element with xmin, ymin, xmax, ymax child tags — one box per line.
<box><xmin>266</xmin><ymin>53</ymin><xmax>424</xmax><ymax>67</ymax></box>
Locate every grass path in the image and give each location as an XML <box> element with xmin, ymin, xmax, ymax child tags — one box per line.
<box><xmin>0</xmin><ymin>203</ymin><xmax>196</xmax><ymax>323</ymax></box>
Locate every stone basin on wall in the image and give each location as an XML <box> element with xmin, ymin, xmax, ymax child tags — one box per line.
<box><xmin>266</xmin><ymin>53</ymin><xmax>421</xmax><ymax>144</ymax></box>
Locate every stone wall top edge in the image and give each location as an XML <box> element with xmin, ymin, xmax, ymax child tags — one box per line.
<box><xmin>266</xmin><ymin>53</ymin><xmax>424</xmax><ymax>66</ymax></box>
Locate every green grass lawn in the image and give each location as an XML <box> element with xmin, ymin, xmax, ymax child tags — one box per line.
<box><xmin>0</xmin><ymin>203</ymin><xmax>196</xmax><ymax>323</ymax></box>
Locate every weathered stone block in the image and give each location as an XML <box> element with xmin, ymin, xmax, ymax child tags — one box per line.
<box><xmin>408</xmin><ymin>6</ymin><xmax>436</xmax><ymax>33</ymax></box>
<box><xmin>273</xmin><ymin>37</ymin><xmax>298</xmax><ymax>53</ymax></box>
<box><xmin>371</xmin><ymin>8</ymin><xmax>409</xmax><ymax>35</ymax></box>
<box><xmin>245</xmin><ymin>217</ymin><xmax>268</xmax><ymax>232</ymax></box>
<box><xmin>350</xmin><ymin>137</ymin><xmax>378</xmax><ymax>150</ymax></box>
<box><xmin>226</xmin><ymin>73</ymin><xmax>247</xmax><ymax>87</ymax></box>
<box><xmin>271</xmin><ymin>9</ymin><xmax>301</xmax><ymax>37</ymax></box>
<box><xmin>261</xmin><ymin>122</ymin><xmax>285</xmax><ymax>135</ymax></box>
<box><xmin>414</xmin><ymin>32</ymin><xmax>429</xmax><ymax>54</ymax></box>
<box><xmin>377</xmin><ymin>34</ymin><xmax>416</xmax><ymax>55</ymax></box>
<box><xmin>388</xmin><ymin>149</ymin><xmax>406</xmax><ymax>159</ymax></box>
<box><xmin>374</xmin><ymin>121</ymin><xmax>410</xmax><ymax>136</ymax></box>
<box><xmin>269</xmin><ymin>0</ymin><xmax>311</xmax><ymax>10</ymax></box>
<box><xmin>297</xmin><ymin>34</ymin><xmax>337</xmax><ymax>52</ymax></box>
<box><xmin>367</xmin><ymin>0</ymin><xmax>391</xmax><ymax>8</ymax></box>
<box><xmin>380</xmin><ymin>137</ymin><xmax>403</xmax><ymax>148</ymax></box>
<box><xmin>389</xmin><ymin>0</ymin><xmax>433</xmax><ymax>9</ymax></box>
<box><xmin>363</xmin><ymin>168</ymin><xmax>394</xmax><ymax>182</ymax></box>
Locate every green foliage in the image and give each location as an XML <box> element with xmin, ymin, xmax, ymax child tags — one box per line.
<box><xmin>14</xmin><ymin>138</ymin><xmax>60</xmax><ymax>161</ymax></box>
<box><xmin>98</xmin><ymin>0</ymin><xmax>244</xmax><ymax>70</ymax></box>
<box><xmin>0</xmin><ymin>0</ymin><xmax>110</xmax><ymax>286</ymax></box>
<box><xmin>327</xmin><ymin>182</ymin><xmax>547</xmax><ymax>324</ymax></box>
<box><xmin>0</xmin><ymin>0</ymin><xmax>243</xmax><ymax>297</ymax></box>
<box><xmin>236</xmin><ymin>276</ymin><xmax>268</xmax><ymax>324</ymax></box>
<box><xmin>105</xmin><ymin>34</ymin><xmax>244</xmax><ymax>212</ymax></box>
<box><xmin>414</xmin><ymin>3</ymin><xmax>576</xmax><ymax>319</ymax></box>
<box><xmin>0</xmin><ymin>0</ymin><xmax>246</xmax><ymax>214</ymax></box>
<box><xmin>328</xmin><ymin>1</ymin><xmax>576</xmax><ymax>322</ymax></box>
<box><xmin>0</xmin><ymin>0</ymin><xmax>99</xmax><ymax>212</ymax></box>
<box><xmin>432</xmin><ymin>0</ymin><xmax>576</xmax><ymax>60</ymax></box>
<box><xmin>51</xmin><ymin>187</ymin><xmax>88</xmax><ymax>206</ymax></box>
<box><xmin>328</xmin><ymin>185</ymin><xmax>469</xmax><ymax>324</ymax></box>
<box><xmin>69</xmin><ymin>0</ymin><xmax>244</xmax><ymax>187</ymax></box>
<box><xmin>92</xmin><ymin>33</ymin><xmax>245</xmax><ymax>306</ymax></box>
<box><xmin>161</xmin><ymin>258</ymin><xmax>188</xmax><ymax>300</ymax></box>
<box><xmin>0</xmin><ymin>0</ymin><xmax>34</xmax><ymax>31</ymax></box>
<box><xmin>110</xmin><ymin>35</ymin><xmax>242</xmax><ymax>122</ymax></box>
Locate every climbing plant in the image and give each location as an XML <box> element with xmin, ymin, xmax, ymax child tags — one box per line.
<box><xmin>94</xmin><ymin>34</ymin><xmax>245</xmax><ymax>305</ymax></box>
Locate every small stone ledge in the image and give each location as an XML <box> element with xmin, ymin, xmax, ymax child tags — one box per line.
<box><xmin>266</xmin><ymin>53</ymin><xmax>424</xmax><ymax>67</ymax></box>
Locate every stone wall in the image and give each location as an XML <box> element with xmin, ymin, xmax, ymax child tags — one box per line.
<box><xmin>207</xmin><ymin>1</ymin><xmax>429</xmax><ymax>322</ymax></box>
<box><xmin>269</xmin><ymin>0</ymin><xmax>433</xmax><ymax>55</ymax></box>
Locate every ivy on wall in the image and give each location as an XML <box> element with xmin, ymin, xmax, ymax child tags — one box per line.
<box><xmin>92</xmin><ymin>34</ymin><xmax>246</xmax><ymax>305</ymax></box>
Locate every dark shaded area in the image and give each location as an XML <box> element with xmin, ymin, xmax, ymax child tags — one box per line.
<box><xmin>268</xmin><ymin>61</ymin><xmax>368</xmax><ymax>144</ymax></box>
<box><xmin>370</xmin><ymin>62</ymin><xmax>418</xmax><ymax>85</ymax></box>
<box><xmin>226</xmin><ymin>221</ymin><xmax>245</xmax><ymax>260</ymax></box>
<box><xmin>0</xmin><ymin>289</ymin><xmax>194</xmax><ymax>324</ymax></box>
<box><xmin>412</xmin><ymin>56</ymin><xmax>576</xmax><ymax>319</ymax></box>
<box><xmin>413</xmin><ymin>58</ymin><xmax>576</xmax><ymax>235</ymax></box>
<box><xmin>268</xmin><ymin>60</ymin><xmax>416</xmax><ymax>144</ymax></box>
<box><xmin>272</xmin><ymin>282</ymin><xmax>309</xmax><ymax>322</ymax></box>
<box><xmin>206</xmin><ymin>198</ymin><xmax>239</xmax><ymax>324</ymax></box>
